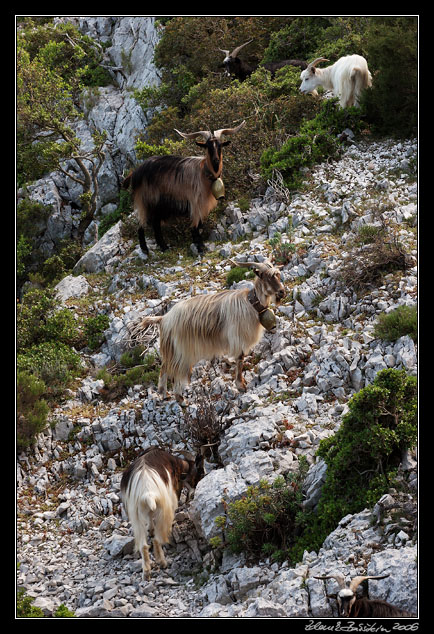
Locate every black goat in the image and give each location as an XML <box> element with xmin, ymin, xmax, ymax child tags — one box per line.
<box><xmin>314</xmin><ymin>573</ymin><xmax>416</xmax><ymax>618</ymax></box>
<box><xmin>219</xmin><ymin>39</ymin><xmax>307</xmax><ymax>82</ymax></box>
<box><xmin>122</xmin><ymin>122</ymin><xmax>245</xmax><ymax>254</ymax></box>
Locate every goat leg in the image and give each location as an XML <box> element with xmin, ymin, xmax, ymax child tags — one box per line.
<box><xmin>138</xmin><ymin>227</ymin><xmax>149</xmax><ymax>254</ymax></box>
<box><xmin>191</xmin><ymin>222</ymin><xmax>204</xmax><ymax>253</ymax></box>
<box><xmin>153</xmin><ymin>539</ymin><xmax>168</xmax><ymax>568</ymax></box>
<box><xmin>141</xmin><ymin>544</ymin><xmax>152</xmax><ymax>580</ymax></box>
<box><xmin>235</xmin><ymin>353</ymin><xmax>247</xmax><ymax>391</ymax></box>
<box><xmin>151</xmin><ymin>217</ymin><xmax>169</xmax><ymax>252</ymax></box>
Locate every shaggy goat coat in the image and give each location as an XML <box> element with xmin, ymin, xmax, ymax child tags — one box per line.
<box><xmin>153</xmin><ymin>288</ymin><xmax>265</xmax><ymax>392</ymax></box>
<box><xmin>125</xmin><ymin>155</ymin><xmax>218</xmax><ymax>232</ymax></box>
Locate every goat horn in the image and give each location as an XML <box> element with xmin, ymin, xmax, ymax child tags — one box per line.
<box><xmin>349</xmin><ymin>574</ymin><xmax>390</xmax><ymax>592</ymax></box>
<box><xmin>174</xmin><ymin>128</ymin><xmax>212</xmax><ymax>141</ymax></box>
<box><xmin>229</xmin><ymin>259</ymin><xmax>258</xmax><ymax>269</ymax></box>
<box><xmin>314</xmin><ymin>574</ymin><xmax>346</xmax><ymax>589</ymax></box>
<box><xmin>230</xmin><ymin>39</ymin><xmax>253</xmax><ymax>58</ymax></box>
<box><xmin>213</xmin><ymin>120</ymin><xmax>246</xmax><ymax>140</ymax></box>
<box><xmin>308</xmin><ymin>57</ymin><xmax>329</xmax><ymax>69</ymax></box>
<box><xmin>219</xmin><ymin>48</ymin><xmax>230</xmax><ymax>56</ymax></box>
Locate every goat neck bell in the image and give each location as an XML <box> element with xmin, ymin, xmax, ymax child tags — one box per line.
<box><xmin>259</xmin><ymin>308</ymin><xmax>276</xmax><ymax>330</ymax></box>
<box><xmin>211</xmin><ymin>177</ymin><xmax>225</xmax><ymax>200</ymax></box>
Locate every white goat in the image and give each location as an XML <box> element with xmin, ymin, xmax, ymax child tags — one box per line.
<box><xmin>132</xmin><ymin>260</ymin><xmax>285</xmax><ymax>404</ymax></box>
<box><xmin>299</xmin><ymin>55</ymin><xmax>372</xmax><ymax>108</ymax></box>
<box><xmin>120</xmin><ymin>447</ymin><xmax>204</xmax><ymax>580</ymax></box>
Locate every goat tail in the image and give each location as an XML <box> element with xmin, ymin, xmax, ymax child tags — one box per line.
<box><xmin>351</xmin><ymin>65</ymin><xmax>372</xmax><ymax>90</ymax></box>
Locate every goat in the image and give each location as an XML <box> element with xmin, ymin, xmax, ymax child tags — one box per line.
<box><xmin>132</xmin><ymin>259</ymin><xmax>285</xmax><ymax>405</ymax></box>
<box><xmin>314</xmin><ymin>573</ymin><xmax>416</xmax><ymax>617</ymax></box>
<box><xmin>120</xmin><ymin>446</ymin><xmax>204</xmax><ymax>580</ymax></box>
<box><xmin>122</xmin><ymin>121</ymin><xmax>245</xmax><ymax>254</ymax></box>
<box><xmin>299</xmin><ymin>55</ymin><xmax>372</xmax><ymax>108</ymax></box>
<box><xmin>219</xmin><ymin>39</ymin><xmax>307</xmax><ymax>82</ymax></box>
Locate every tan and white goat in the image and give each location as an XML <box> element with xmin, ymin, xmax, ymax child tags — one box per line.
<box><xmin>133</xmin><ymin>260</ymin><xmax>285</xmax><ymax>404</ymax></box>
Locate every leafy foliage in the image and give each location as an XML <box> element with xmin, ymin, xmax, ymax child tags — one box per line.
<box><xmin>291</xmin><ymin>369</ymin><xmax>417</xmax><ymax>560</ymax></box>
<box><xmin>360</xmin><ymin>17</ymin><xmax>418</xmax><ymax>137</ymax></box>
<box><xmin>97</xmin><ymin>350</ymin><xmax>160</xmax><ymax>402</ymax></box>
<box><xmin>17</xmin><ymin>371</ymin><xmax>49</xmax><ymax>453</ymax></box>
<box><xmin>83</xmin><ymin>313</ymin><xmax>110</xmax><ymax>350</ymax></box>
<box><xmin>214</xmin><ymin>369</ymin><xmax>416</xmax><ymax>564</ymax></box>
<box><xmin>216</xmin><ymin>457</ymin><xmax>312</xmax><ymax>563</ymax></box>
<box><xmin>373</xmin><ymin>305</ymin><xmax>417</xmax><ymax>343</ymax></box>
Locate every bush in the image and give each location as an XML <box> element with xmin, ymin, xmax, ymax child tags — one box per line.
<box><xmin>373</xmin><ymin>305</ymin><xmax>417</xmax><ymax>343</ymax></box>
<box><xmin>17</xmin><ymin>342</ymin><xmax>82</xmax><ymax>393</ymax></box>
<box><xmin>17</xmin><ymin>287</ymin><xmax>82</xmax><ymax>350</ymax></box>
<box><xmin>361</xmin><ymin>17</ymin><xmax>417</xmax><ymax>137</ymax></box>
<box><xmin>97</xmin><ymin>350</ymin><xmax>160</xmax><ymax>401</ymax></box>
<box><xmin>226</xmin><ymin>266</ymin><xmax>254</xmax><ymax>287</ymax></box>
<box><xmin>216</xmin><ymin>457</ymin><xmax>312</xmax><ymax>563</ymax></box>
<box><xmin>291</xmin><ymin>369</ymin><xmax>417</xmax><ymax>560</ymax></box>
<box><xmin>84</xmin><ymin>313</ymin><xmax>110</xmax><ymax>350</ymax></box>
<box><xmin>260</xmin><ymin>98</ymin><xmax>364</xmax><ymax>189</ymax></box>
<box><xmin>17</xmin><ymin>371</ymin><xmax>49</xmax><ymax>452</ymax></box>
<box><xmin>16</xmin><ymin>589</ymin><xmax>45</xmax><ymax>618</ymax></box>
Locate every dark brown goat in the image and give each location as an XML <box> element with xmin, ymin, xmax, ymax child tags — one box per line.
<box><xmin>121</xmin><ymin>446</ymin><xmax>204</xmax><ymax>579</ymax></box>
<box><xmin>122</xmin><ymin>122</ymin><xmax>245</xmax><ymax>254</ymax></box>
<box><xmin>219</xmin><ymin>39</ymin><xmax>307</xmax><ymax>82</ymax></box>
<box><xmin>314</xmin><ymin>573</ymin><xmax>416</xmax><ymax>618</ymax></box>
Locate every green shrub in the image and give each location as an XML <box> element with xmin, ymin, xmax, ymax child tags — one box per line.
<box><xmin>84</xmin><ymin>313</ymin><xmax>110</xmax><ymax>350</ymax></box>
<box><xmin>17</xmin><ymin>286</ymin><xmax>81</xmax><ymax>350</ymax></box>
<box><xmin>17</xmin><ymin>342</ymin><xmax>82</xmax><ymax>392</ymax></box>
<box><xmin>373</xmin><ymin>305</ymin><xmax>417</xmax><ymax>343</ymax></box>
<box><xmin>42</xmin><ymin>254</ymin><xmax>66</xmax><ymax>284</ymax></box>
<box><xmin>260</xmin><ymin>98</ymin><xmax>364</xmax><ymax>189</ymax></box>
<box><xmin>17</xmin><ymin>371</ymin><xmax>49</xmax><ymax>452</ymax></box>
<box><xmin>361</xmin><ymin>17</ymin><xmax>417</xmax><ymax>138</ymax></box>
<box><xmin>16</xmin><ymin>589</ymin><xmax>45</xmax><ymax>617</ymax></box>
<box><xmin>290</xmin><ymin>369</ymin><xmax>417</xmax><ymax>560</ymax></box>
<box><xmin>97</xmin><ymin>351</ymin><xmax>160</xmax><ymax>401</ymax></box>
<box><xmin>17</xmin><ymin>288</ymin><xmax>57</xmax><ymax>351</ymax></box>
<box><xmin>226</xmin><ymin>266</ymin><xmax>255</xmax><ymax>287</ymax></box>
<box><xmin>54</xmin><ymin>604</ymin><xmax>76</xmax><ymax>618</ymax></box>
<box><xmin>216</xmin><ymin>457</ymin><xmax>312</xmax><ymax>563</ymax></box>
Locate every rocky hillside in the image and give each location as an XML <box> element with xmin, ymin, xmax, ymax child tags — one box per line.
<box><xmin>17</xmin><ymin>17</ymin><xmax>417</xmax><ymax>619</ymax></box>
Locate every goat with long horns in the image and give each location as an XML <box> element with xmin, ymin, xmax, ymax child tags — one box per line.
<box><xmin>123</xmin><ymin>121</ymin><xmax>245</xmax><ymax>254</ymax></box>
<box><xmin>314</xmin><ymin>573</ymin><xmax>416</xmax><ymax>617</ymax></box>
<box><xmin>220</xmin><ymin>39</ymin><xmax>307</xmax><ymax>82</ymax></box>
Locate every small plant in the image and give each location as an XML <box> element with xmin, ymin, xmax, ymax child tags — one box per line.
<box><xmin>217</xmin><ymin>457</ymin><xmax>312</xmax><ymax>563</ymax></box>
<box><xmin>373</xmin><ymin>305</ymin><xmax>417</xmax><ymax>342</ymax></box>
<box><xmin>226</xmin><ymin>266</ymin><xmax>254</xmax><ymax>287</ymax></box>
<box><xmin>84</xmin><ymin>313</ymin><xmax>110</xmax><ymax>350</ymax></box>
<box><xmin>16</xmin><ymin>589</ymin><xmax>45</xmax><ymax>618</ymax></box>
<box><xmin>268</xmin><ymin>223</ymin><xmax>295</xmax><ymax>265</ymax></box>
<box><xmin>54</xmin><ymin>604</ymin><xmax>76</xmax><ymax>618</ymax></box>
<box><xmin>290</xmin><ymin>368</ymin><xmax>418</xmax><ymax>560</ymax></box>
<box><xmin>17</xmin><ymin>371</ymin><xmax>49</xmax><ymax>452</ymax></box>
<box><xmin>97</xmin><ymin>350</ymin><xmax>160</xmax><ymax>401</ymax></box>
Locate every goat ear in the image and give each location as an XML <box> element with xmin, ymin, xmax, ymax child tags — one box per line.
<box><xmin>196</xmin><ymin>141</ymin><xmax>207</xmax><ymax>148</ymax></box>
<box><xmin>221</xmin><ymin>140</ymin><xmax>231</xmax><ymax>147</ymax></box>
<box><xmin>326</xmin><ymin>593</ymin><xmax>338</xmax><ymax>600</ymax></box>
